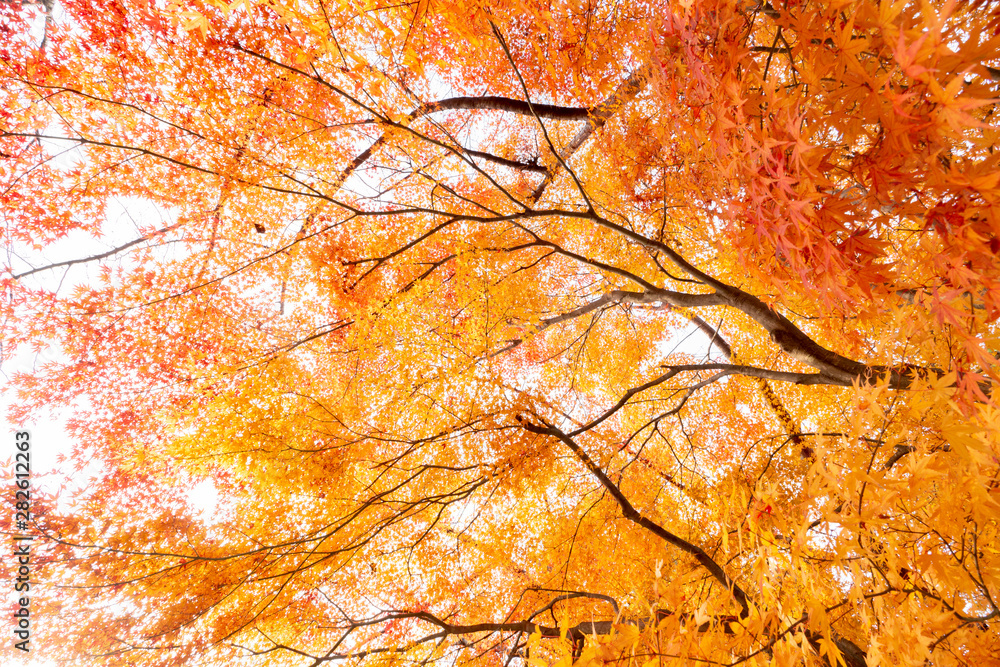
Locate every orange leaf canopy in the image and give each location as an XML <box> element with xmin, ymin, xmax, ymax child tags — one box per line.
<box><xmin>2</xmin><ymin>0</ymin><xmax>1000</xmax><ymax>665</ymax></box>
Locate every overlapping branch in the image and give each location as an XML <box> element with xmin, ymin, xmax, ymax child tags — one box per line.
<box><xmin>517</xmin><ymin>415</ymin><xmax>752</xmax><ymax>619</ymax></box>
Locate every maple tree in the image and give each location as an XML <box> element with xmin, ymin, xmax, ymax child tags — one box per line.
<box><xmin>3</xmin><ymin>0</ymin><xmax>1000</xmax><ymax>665</ymax></box>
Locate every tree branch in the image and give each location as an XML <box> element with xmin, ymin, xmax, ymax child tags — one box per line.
<box><xmin>517</xmin><ymin>417</ymin><xmax>752</xmax><ymax>618</ymax></box>
<box><xmin>10</xmin><ymin>222</ymin><xmax>180</xmax><ymax>279</ymax></box>
<box><xmin>418</xmin><ymin>96</ymin><xmax>590</xmax><ymax>120</ymax></box>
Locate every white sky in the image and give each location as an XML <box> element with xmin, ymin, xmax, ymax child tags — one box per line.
<box><xmin>2</xmin><ymin>192</ymin><xmax>218</xmax><ymax>666</ymax></box>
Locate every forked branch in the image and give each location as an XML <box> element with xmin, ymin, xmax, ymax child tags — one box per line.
<box><xmin>516</xmin><ymin>415</ymin><xmax>752</xmax><ymax>618</ymax></box>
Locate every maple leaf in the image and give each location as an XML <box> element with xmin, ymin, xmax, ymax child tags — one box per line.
<box><xmin>2</xmin><ymin>1</ymin><xmax>1000</xmax><ymax>666</ymax></box>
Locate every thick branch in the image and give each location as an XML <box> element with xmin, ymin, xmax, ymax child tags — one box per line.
<box><xmin>313</xmin><ymin>606</ymin><xmax>740</xmax><ymax>663</ymax></box>
<box><xmin>497</xmin><ymin>288</ymin><xmax>724</xmax><ymax>357</ymax></box>
<box><xmin>663</xmin><ymin>363</ymin><xmax>846</xmax><ymax>386</ymax></box>
<box><xmin>568</xmin><ymin>209</ymin><xmax>925</xmax><ymax>388</ymax></box>
<box><xmin>418</xmin><ymin>96</ymin><xmax>590</xmax><ymax>120</ymax></box>
<box><xmin>540</xmin><ymin>289</ymin><xmax>723</xmax><ymax>329</ymax></box>
<box><xmin>463</xmin><ymin>148</ymin><xmax>548</xmax><ymax>172</ymax></box>
<box><xmin>518</xmin><ymin>417</ymin><xmax>751</xmax><ymax>618</ymax></box>
<box><xmin>327</xmin><ymin>94</ymin><xmax>598</xmax><ymax>193</ymax></box>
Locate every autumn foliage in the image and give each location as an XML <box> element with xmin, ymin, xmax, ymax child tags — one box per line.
<box><xmin>2</xmin><ymin>0</ymin><xmax>1000</xmax><ymax>665</ymax></box>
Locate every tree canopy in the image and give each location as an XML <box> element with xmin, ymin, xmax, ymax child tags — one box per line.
<box><xmin>3</xmin><ymin>0</ymin><xmax>1000</xmax><ymax>665</ymax></box>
